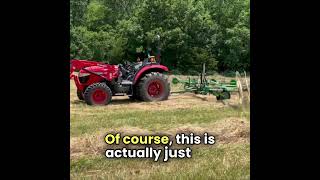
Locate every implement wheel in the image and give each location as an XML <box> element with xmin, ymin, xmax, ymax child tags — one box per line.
<box><xmin>216</xmin><ymin>91</ymin><xmax>231</xmax><ymax>100</ymax></box>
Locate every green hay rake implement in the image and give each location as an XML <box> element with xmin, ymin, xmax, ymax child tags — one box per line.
<box><xmin>171</xmin><ymin>63</ymin><xmax>250</xmax><ymax>102</ymax></box>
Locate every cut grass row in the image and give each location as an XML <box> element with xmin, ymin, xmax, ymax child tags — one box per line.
<box><xmin>71</xmin><ymin>144</ymin><xmax>250</xmax><ymax>180</ymax></box>
<box><xmin>71</xmin><ymin>106</ymin><xmax>249</xmax><ymax>137</ymax></box>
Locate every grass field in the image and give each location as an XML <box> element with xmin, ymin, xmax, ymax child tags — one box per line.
<box><xmin>70</xmin><ymin>75</ymin><xmax>250</xmax><ymax>180</ymax></box>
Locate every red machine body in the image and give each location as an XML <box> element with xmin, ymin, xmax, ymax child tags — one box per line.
<box><xmin>70</xmin><ymin>60</ymin><xmax>104</xmax><ymax>79</ymax></box>
<box><xmin>70</xmin><ymin>59</ymin><xmax>170</xmax><ymax>105</ymax></box>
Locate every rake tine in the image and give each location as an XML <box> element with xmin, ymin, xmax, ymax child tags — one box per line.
<box><xmin>244</xmin><ymin>71</ymin><xmax>250</xmax><ymax>103</ymax></box>
<box><xmin>236</xmin><ymin>71</ymin><xmax>244</xmax><ymax>105</ymax></box>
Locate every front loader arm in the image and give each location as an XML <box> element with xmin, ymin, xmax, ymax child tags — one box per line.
<box><xmin>70</xmin><ymin>59</ymin><xmax>104</xmax><ymax>79</ymax></box>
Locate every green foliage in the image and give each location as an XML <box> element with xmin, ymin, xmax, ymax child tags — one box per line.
<box><xmin>84</xmin><ymin>0</ymin><xmax>108</xmax><ymax>30</ymax></box>
<box><xmin>70</xmin><ymin>0</ymin><xmax>250</xmax><ymax>72</ymax></box>
<box><xmin>70</xmin><ymin>0</ymin><xmax>90</xmax><ymax>26</ymax></box>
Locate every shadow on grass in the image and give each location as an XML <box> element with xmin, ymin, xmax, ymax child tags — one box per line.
<box><xmin>190</xmin><ymin>94</ymin><xmax>209</xmax><ymax>101</ymax></box>
<box><xmin>72</xmin><ymin>100</ymin><xmax>84</xmax><ymax>104</ymax></box>
<box><xmin>223</xmin><ymin>101</ymin><xmax>250</xmax><ymax>110</ymax></box>
<box><xmin>110</xmin><ymin>99</ymin><xmax>144</xmax><ymax>105</ymax></box>
<box><xmin>71</xmin><ymin>98</ymin><xmax>144</xmax><ymax>105</ymax></box>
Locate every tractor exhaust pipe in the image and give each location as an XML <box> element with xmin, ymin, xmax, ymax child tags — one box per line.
<box><xmin>155</xmin><ymin>35</ymin><xmax>161</xmax><ymax>63</ymax></box>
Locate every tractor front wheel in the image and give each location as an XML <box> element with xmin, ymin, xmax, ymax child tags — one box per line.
<box><xmin>137</xmin><ymin>72</ymin><xmax>170</xmax><ymax>101</ymax></box>
<box><xmin>84</xmin><ymin>83</ymin><xmax>112</xmax><ymax>105</ymax></box>
<box><xmin>77</xmin><ymin>90</ymin><xmax>84</xmax><ymax>100</ymax></box>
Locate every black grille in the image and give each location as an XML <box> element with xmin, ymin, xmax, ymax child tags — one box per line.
<box><xmin>79</xmin><ymin>76</ymin><xmax>89</xmax><ymax>83</ymax></box>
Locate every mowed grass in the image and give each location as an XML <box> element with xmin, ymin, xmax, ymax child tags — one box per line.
<box><xmin>71</xmin><ymin>105</ymin><xmax>247</xmax><ymax>137</ymax></box>
<box><xmin>71</xmin><ymin>144</ymin><xmax>249</xmax><ymax>180</ymax></box>
<box><xmin>70</xmin><ymin>75</ymin><xmax>250</xmax><ymax>180</ymax></box>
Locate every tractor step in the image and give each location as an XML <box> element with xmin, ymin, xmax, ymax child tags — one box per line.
<box><xmin>113</xmin><ymin>93</ymin><xmax>126</xmax><ymax>96</ymax></box>
<box><xmin>121</xmin><ymin>80</ymin><xmax>133</xmax><ymax>85</ymax></box>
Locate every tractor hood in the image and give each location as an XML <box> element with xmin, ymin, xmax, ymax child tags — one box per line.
<box><xmin>83</xmin><ymin>64</ymin><xmax>119</xmax><ymax>81</ymax></box>
<box><xmin>84</xmin><ymin>64</ymin><xmax>118</xmax><ymax>73</ymax></box>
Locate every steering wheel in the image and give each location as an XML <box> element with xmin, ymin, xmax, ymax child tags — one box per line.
<box><xmin>123</xmin><ymin>60</ymin><xmax>128</xmax><ymax>65</ymax></box>
<box><xmin>122</xmin><ymin>60</ymin><xmax>133</xmax><ymax>71</ymax></box>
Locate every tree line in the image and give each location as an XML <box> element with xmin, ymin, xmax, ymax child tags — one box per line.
<box><xmin>71</xmin><ymin>0</ymin><xmax>250</xmax><ymax>74</ymax></box>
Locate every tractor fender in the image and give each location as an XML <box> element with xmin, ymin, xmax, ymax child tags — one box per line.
<box><xmin>133</xmin><ymin>65</ymin><xmax>169</xmax><ymax>84</ymax></box>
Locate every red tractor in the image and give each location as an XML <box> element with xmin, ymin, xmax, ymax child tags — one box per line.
<box><xmin>70</xmin><ymin>55</ymin><xmax>170</xmax><ymax>105</ymax></box>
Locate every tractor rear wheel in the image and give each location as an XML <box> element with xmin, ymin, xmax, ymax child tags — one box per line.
<box><xmin>128</xmin><ymin>91</ymin><xmax>136</xmax><ymax>100</ymax></box>
<box><xmin>128</xmin><ymin>86</ymin><xmax>137</xmax><ymax>100</ymax></box>
<box><xmin>129</xmin><ymin>86</ymin><xmax>142</xmax><ymax>101</ymax></box>
<box><xmin>137</xmin><ymin>72</ymin><xmax>170</xmax><ymax>101</ymax></box>
<box><xmin>77</xmin><ymin>90</ymin><xmax>84</xmax><ymax>100</ymax></box>
<box><xmin>128</xmin><ymin>91</ymin><xmax>138</xmax><ymax>100</ymax></box>
<box><xmin>84</xmin><ymin>83</ymin><xmax>112</xmax><ymax>105</ymax></box>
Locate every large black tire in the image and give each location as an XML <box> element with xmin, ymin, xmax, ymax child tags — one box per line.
<box><xmin>130</xmin><ymin>85</ymin><xmax>142</xmax><ymax>101</ymax></box>
<box><xmin>137</xmin><ymin>72</ymin><xmax>170</xmax><ymax>102</ymax></box>
<box><xmin>128</xmin><ymin>86</ymin><xmax>137</xmax><ymax>100</ymax></box>
<box><xmin>77</xmin><ymin>90</ymin><xmax>84</xmax><ymax>100</ymax></box>
<box><xmin>128</xmin><ymin>90</ymin><xmax>138</xmax><ymax>100</ymax></box>
<box><xmin>84</xmin><ymin>83</ymin><xmax>112</xmax><ymax>105</ymax></box>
